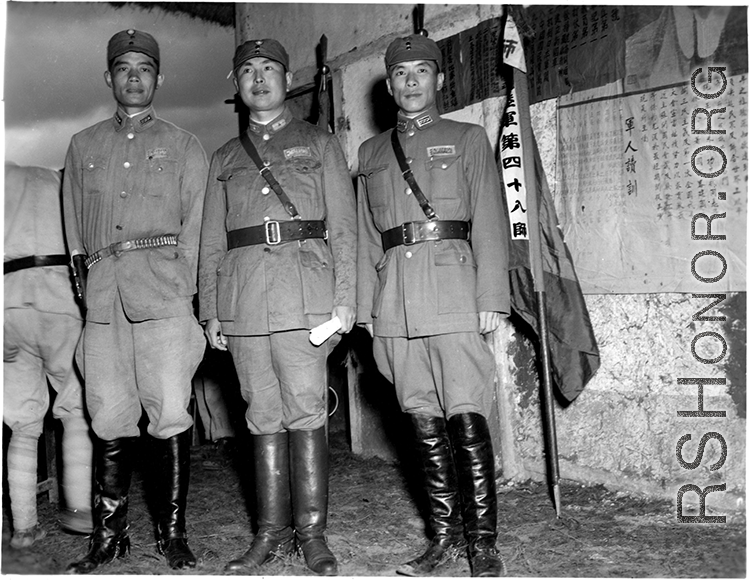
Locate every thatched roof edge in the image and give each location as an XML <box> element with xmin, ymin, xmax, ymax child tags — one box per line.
<box><xmin>109</xmin><ymin>2</ymin><xmax>235</xmax><ymax>28</ymax></box>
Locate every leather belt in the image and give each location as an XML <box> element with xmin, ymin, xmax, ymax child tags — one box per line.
<box><xmin>85</xmin><ymin>235</ymin><xmax>178</xmax><ymax>269</ymax></box>
<box><xmin>382</xmin><ymin>220</ymin><xmax>470</xmax><ymax>251</ymax></box>
<box><xmin>228</xmin><ymin>220</ymin><xmax>327</xmax><ymax>250</ymax></box>
<box><xmin>4</xmin><ymin>254</ymin><xmax>69</xmax><ymax>275</ymax></box>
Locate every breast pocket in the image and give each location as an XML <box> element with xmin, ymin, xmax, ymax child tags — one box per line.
<box><xmin>425</xmin><ymin>155</ymin><xmax>463</xmax><ymax>200</ymax></box>
<box><xmin>82</xmin><ymin>156</ymin><xmax>108</xmax><ymax>195</ymax></box>
<box><xmin>218</xmin><ymin>167</ymin><xmax>255</xmax><ymax>213</ymax></box>
<box><xmin>145</xmin><ymin>158</ymin><xmax>179</xmax><ymax>197</ymax></box>
<box><xmin>290</xmin><ymin>156</ymin><xmax>322</xmax><ymax>175</ymax></box>
<box><xmin>286</xmin><ymin>156</ymin><xmax>323</xmax><ymax>206</ymax></box>
<box><xmin>360</xmin><ymin>164</ymin><xmax>391</xmax><ymax>227</ymax></box>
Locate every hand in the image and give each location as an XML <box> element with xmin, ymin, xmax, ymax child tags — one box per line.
<box><xmin>479</xmin><ymin>311</ymin><xmax>501</xmax><ymax>335</ymax></box>
<box><xmin>205</xmin><ymin>318</ymin><xmax>228</xmax><ymax>351</ymax></box>
<box><xmin>333</xmin><ymin>306</ymin><xmax>356</xmax><ymax>334</ymax></box>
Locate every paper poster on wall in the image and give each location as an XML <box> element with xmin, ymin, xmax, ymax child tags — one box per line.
<box><xmin>557</xmin><ymin>73</ymin><xmax>747</xmax><ymax>293</ymax></box>
<box><xmin>521</xmin><ymin>5</ymin><xmax>747</xmax><ymax>294</ymax></box>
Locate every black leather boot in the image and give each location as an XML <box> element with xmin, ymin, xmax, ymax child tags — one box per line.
<box><xmin>66</xmin><ymin>438</ymin><xmax>134</xmax><ymax>574</ymax></box>
<box><xmin>397</xmin><ymin>414</ymin><xmax>466</xmax><ymax>577</ymax></box>
<box><xmin>448</xmin><ymin>413</ymin><xmax>506</xmax><ymax>577</ymax></box>
<box><xmin>290</xmin><ymin>427</ymin><xmax>337</xmax><ymax>576</ymax></box>
<box><xmin>225</xmin><ymin>432</ymin><xmax>295</xmax><ymax>572</ymax></box>
<box><xmin>155</xmin><ymin>431</ymin><xmax>197</xmax><ymax>570</ymax></box>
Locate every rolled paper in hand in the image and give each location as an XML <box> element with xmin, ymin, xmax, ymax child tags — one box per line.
<box><xmin>309</xmin><ymin>316</ymin><xmax>342</xmax><ymax>346</ymax></box>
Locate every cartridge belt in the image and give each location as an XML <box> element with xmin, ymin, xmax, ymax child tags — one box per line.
<box><xmin>227</xmin><ymin>220</ymin><xmax>327</xmax><ymax>250</ymax></box>
<box><xmin>85</xmin><ymin>235</ymin><xmax>178</xmax><ymax>269</ymax></box>
<box><xmin>4</xmin><ymin>254</ymin><xmax>69</xmax><ymax>274</ymax></box>
<box><xmin>382</xmin><ymin>220</ymin><xmax>470</xmax><ymax>252</ymax></box>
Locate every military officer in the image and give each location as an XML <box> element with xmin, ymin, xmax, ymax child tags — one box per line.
<box><xmin>356</xmin><ymin>35</ymin><xmax>510</xmax><ymax>577</ymax></box>
<box><xmin>62</xmin><ymin>29</ymin><xmax>208</xmax><ymax>573</ymax></box>
<box><xmin>198</xmin><ymin>39</ymin><xmax>356</xmax><ymax>576</ymax></box>
<box><xmin>4</xmin><ymin>163</ymin><xmax>94</xmax><ymax>548</ymax></box>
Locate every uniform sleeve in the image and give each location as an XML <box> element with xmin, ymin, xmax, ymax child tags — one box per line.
<box><xmin>178</xmin><ymin>135</ymin><xmax>209</xmax><ymax>282</ymax></box>
<box><xmin>465</xmin><ymin>127</ymin><xmax>511</xmax><ymax>315</ymax></box>
<box><xmin>355</xmin><ymin>143</ymin><xmax>384</xmax><ymax>324</ymax></box>
<box><xmin>198</xmin><ymin>150</ymin><xmax>228</xmax><ymax>322</ymax></box>
<box><xmin>321</xmin><ymin>135</ymin><xmax>357</xmax><ymax>309</ymax></box>
<box><xmin>62</xmin><ymin>139</ymin><xmax>84</xmax><ymax>257</ymax></box>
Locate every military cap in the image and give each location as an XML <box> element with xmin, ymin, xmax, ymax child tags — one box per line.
<box><xmin>233</xmin><ymin>39</ymin><xmax>290</xmax><ymax>74</ymax></box>
<box><xmin>107</xmin><ymin>29</ymin><xmax>160</xmax><ymax>69</ymax></box>
<box><xmin>385</xmin><ymin>34</ymin><xmax>442</xmax><ymax>71</ymax></box>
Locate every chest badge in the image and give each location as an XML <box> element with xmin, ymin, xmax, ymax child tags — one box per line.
<box><xmin>147</xmin><ymin>148</ymin><xmax>168</xmax><ymax>160</ymax></box>
<box><xmin>284</xmin><ymin>146</ymin><xmax>313</xmax><ymax>159</ymax></box>
<box><xmin>427</xmin><ymin>145</ymin><xmax>456</xmax><ymax>157</ymax></box>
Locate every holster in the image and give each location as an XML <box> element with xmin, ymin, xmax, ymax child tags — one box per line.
<box><xmin>71</xmin><ymin>254</ymin><xmax>88</xmax><ymax>308</ymax></box>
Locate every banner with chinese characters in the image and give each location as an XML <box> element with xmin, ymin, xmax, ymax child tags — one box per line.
<box><xmin>499</xmin><ymin>88</ymin><xmax>530</xmax><ymax>240</ymax></box>
<box><xmin>557</xmin><ymin>74</ymin><xmax>747</xmax><ymax>293</ymax></box>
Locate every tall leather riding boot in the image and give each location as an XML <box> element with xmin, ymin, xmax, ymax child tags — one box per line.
<box><xmin>397</xmin><ymin>413</ymin><xmax>466</xmax><ymax>577</ymax></box>
<box><xmin>66</xmin><ymin>437</ymin><xmax>134</xmax><ymax>574</ymax></box>
<box><xmin>448</xmin><ymin>413</ymin><xmax>506</xmax><ymax>577</ymax></box>
<box><xmin>155</xmin><ymin>430</ymin><xmax>197</xmax><ymax>570</ymax></box>
<box><xmin>225</xmin><ymin>432</ymin><xmax>295</xmax><ymax>572</ymax></box>
<box><xmin>290</xmin><ymin>427</ymin><xmax>337</xmax><ymax>576</ymax></box>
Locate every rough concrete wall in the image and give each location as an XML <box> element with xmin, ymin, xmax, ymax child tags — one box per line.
<box><xmin>517</xmin><ymin>100</ymin><xmax>747</xmax><ymax>513</ymax></box>
<box><xmin>503</xmin><ymin>294</ymin><xmax>745</xmax><ymax>512</ymax></box>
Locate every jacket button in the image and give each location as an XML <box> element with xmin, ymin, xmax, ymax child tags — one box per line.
<box><xmin>262</xmin><ymin>187</ymin><xmax>270</xmax><ymax>195</ymax></box>
<box><xmin>120</xmin><ymin>191</ymin><xmax>128</xmax><ymax>198</ymax></box>
<box><xmin>123</xmin><ymin>161</ymin><xmax>131</xmax><ymax>168</ymax></box>
<box><xmin>405</xmin><ymin>251</ymin><xmax>413</xmax><ymax>259</ymax></box>
<box><xmin>405</xmin><ymin>188</ymin><xmax>412</xmax><ymax>195</ymax></box>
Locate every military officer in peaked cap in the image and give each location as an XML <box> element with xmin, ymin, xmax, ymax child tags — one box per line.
<box><xmin>357</xmin><ymin>34</ymin><xmax>510</xmax><ymax>577</ymax></box>
<box><xmin>62</xmin><ymin>29</ymin><xmax>208</xmax><ymax>573</ymax></box>
<box><xmin>198</xmin><ymin>38</ymin><xmax>357</xmax><ymax>575</ymax></box>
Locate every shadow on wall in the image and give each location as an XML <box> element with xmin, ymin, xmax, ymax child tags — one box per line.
<box><xmin>369</xmin><ymin>78</ymin><xmax>400</xmax><ymax>134</ymax></box>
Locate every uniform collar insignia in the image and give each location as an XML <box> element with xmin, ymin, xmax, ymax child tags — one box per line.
<box><xmin>414</xmin><ymin>112</ymin><xmax>434</xmax><ymax>128</ymax></box>
<box><xmin>247</xmin><ymin>106</ymin><xmax>293</xmax><ymax>137</ymax></box>
<box><xmin>396</xmin><ymin>105</ymin><xmax>441</xmax><ymax>132</ymax></box>
<box><xmin>113</xmin><ymin>107</ymin><xmax>157</xmax><ymax>132</ymax></box>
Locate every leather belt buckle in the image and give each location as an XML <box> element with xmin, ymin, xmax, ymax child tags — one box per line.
<box><xmin>109</xmin><ymin>241</ymin><xmax>123</xmax><ymax>258</ymax></box>
<box><xmin>265</xmin><ymin>220</ymin><xmax>282</xmax><ymax>245</ymax></box>
<box><xmin>402</xmin><ymin>222</ymin><xmax>417</xmax><ymax>246</ymax></box>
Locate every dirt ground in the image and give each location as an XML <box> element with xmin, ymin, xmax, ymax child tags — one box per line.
<box><xmin>2</xmin><ymin>400</ymin><xmax>746</xmax><ymax>578</ymax></box>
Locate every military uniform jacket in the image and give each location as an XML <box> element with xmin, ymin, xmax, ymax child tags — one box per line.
<box><xmin>198</xmin><ymin>107</ymin><xmax>357</xmax><ymax>335</ymax></box>
<box><xmin>357</xmin><ymin>106</ymin><xmax>510</xmax><ymax>338</ymax></box>
<box><xmin>4</xmin><ymin>164</ymin><xmax>81</xmax><ymax>320</ymax></box>
<box><xmin>62</xmin><ymin>107</ymin><xmax>208</xmax><ymax>324</ymax></box>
